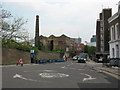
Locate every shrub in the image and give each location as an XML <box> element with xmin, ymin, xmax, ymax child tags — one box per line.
<box><xmin>2</xmin><ymin>39</ymin><xmax>39</xmax><ymax>53</ymax></box>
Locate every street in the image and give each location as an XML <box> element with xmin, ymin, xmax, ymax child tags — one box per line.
<box><xmin>2</xmin><ymin>61</ymin><xmax>120</xmax><ymax>89</ymax></box>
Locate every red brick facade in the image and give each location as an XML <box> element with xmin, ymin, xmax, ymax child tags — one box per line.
<box><xmin>75</xmin><ymin>43</ymin><xmax>84</xmax><ymax>53</ymax></box>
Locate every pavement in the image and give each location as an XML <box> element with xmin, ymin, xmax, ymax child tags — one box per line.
<box><xmin>86</xmin><ymin>60</ymin><xmax>120</xmax><ymax>79</ymax></box>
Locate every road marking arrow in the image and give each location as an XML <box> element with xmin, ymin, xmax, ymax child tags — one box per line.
<box><xmin>13</xmin><ymin>74</ymin><xmax>51</xmax><ymax>83</ymax></box>
<box><xmin>13</xmin><ymin>74</ymin><xmax>38</xmax><ymax>81</ymax></box>
<box><xmin>81</xmin><ymin>73</ymin><xmax>96</xmax><ymax>81</ymax></box>
<box><xmin>13</xmin><ymin>74</ymin><xmax>27</xmax><ymax>80</ymax></box>
<box><xmin>61</xmin><ymin>66</ymin><xmax>66</xmax><ymax>68</ymax></box>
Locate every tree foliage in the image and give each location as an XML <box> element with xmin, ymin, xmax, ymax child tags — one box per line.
<box><xmin>84</xmin><ymin>45</ymin><xmax>96</xmax><ymax>57</ymax></box>
<box><xmin>0</xmin><ymin>7</ymin><xmax>40</xmax><ymax>53</ymax></box>
<box><xmin>2</xmin><ymin>39</ymin><xmax>39</xmax><ymax>53</ymax></box>
<box><xmin>0</xmin><ymin>8</ymin><xmax>29</xmax><ymax>42</ymax></box>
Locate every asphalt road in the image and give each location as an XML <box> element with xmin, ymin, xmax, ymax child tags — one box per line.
<box><xmin>2</xmin><ymin>61</ymin><xmax>120</xmax><ymax>89</ymax></box>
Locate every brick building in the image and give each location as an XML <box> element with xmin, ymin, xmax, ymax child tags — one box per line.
<box><xmin>72</xmin><ymin>37</ymin><xmax>84</xmax><ymax>55</ymax></box>
<box><xmin>75</xmin><ymin>43</ymin><xmax>84</xmax><ymax>54</ymax></box>
<box><xmin>39</xmin><ymin>34</ymin><xmax>74</xmax><ymax>52</ymax></box>
<box><xmin>96</xmin><ymin>8</ymin><xmax>112</xmax><ymax>61</ymax></box>
<box><xmin>34</xmin><ymin>15</ymin><xmax>74</xmax><ymax>53</ymax></box>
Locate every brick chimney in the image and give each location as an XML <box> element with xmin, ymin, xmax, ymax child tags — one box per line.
<box><xmin>35</xmin><ymin>15</ymin><xmax>39</xmax><ymax>47</ymax></box>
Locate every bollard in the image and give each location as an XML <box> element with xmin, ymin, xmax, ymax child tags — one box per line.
<box><xmin>40</xmin><ymin>60</ymin><xmax>43</xmax><ymax>64</ymax></box>
<box><xmin>53</xmin><ymin>60</ymin><xmax>55</xmax><ymax>62</ymax></box>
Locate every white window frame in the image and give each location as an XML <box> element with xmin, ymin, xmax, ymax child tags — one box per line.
<box><xmin>115</xmin><ymin>23</ymin><xmax>119</xmax><ymax>40</ymax></box>
<box><xmin>111</xmin><ymin>25</ymin><xmax>114</xmax><ymax>41</ymax></box>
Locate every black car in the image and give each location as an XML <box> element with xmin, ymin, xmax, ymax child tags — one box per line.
<box><xmin>77</xmin><ymin>57</ymin><xmax>86</xmax><ymax>63</ymax></box>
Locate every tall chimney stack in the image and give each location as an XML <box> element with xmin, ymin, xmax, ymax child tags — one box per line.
<box><xmin>35</xmin><ymin>15</ymin><xmax>39</xmax><ymax>48</ymax></box>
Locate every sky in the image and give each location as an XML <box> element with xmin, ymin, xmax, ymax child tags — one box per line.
<box><xmin>1</xmin><ymin>0</ymin><xmax>119</xmax><ymax>43</ymax></box>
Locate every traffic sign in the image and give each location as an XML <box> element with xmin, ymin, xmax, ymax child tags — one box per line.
<box><xmin>30</xmin><ymin>50</ymin><xmax>34</xmax><ymax>54</ymax></box>
<box><xmin>18</xmin><ymin>58</ymin><xmax>23</xmax><ymax>64</ymax></box>
<box><xmin>17</xmin><ymin>58</ymin><xmax>23</xmax><ymax>66</ymax></box>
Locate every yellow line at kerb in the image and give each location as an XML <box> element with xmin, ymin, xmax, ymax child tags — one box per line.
<box><xmin>94</xmin><ymin>68</ymin><xmax>120</xmax><ymax>80</ymax></box>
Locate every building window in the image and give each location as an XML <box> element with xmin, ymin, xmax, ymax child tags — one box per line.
<box><xmin>101</xmin><ymin>47</ymin><xmax>103</xmax><ymax>52</ymax></box>
<box><xmin>116</xmin><ymin>45</ymin><xmax>119</xmax><ymax>58</ymax></box>
<box><xmin>100</xmin><ymin>27</ymin><xmax>103</xmax><ymax>31</ymax></box>
<box><xmin>112</xmin><ymin>48</ymin><xmax>114</xmax><ymax>58</ymax></box>
<box><xmin>115</xmin><ymin>23</ymin><xmax>119</xmax><ymax>40</ymax></box>
<box><xmin>117</xmin><ymin>25</ymin><xmax>119</xmax><ymax>39</ymax></box>
<box><xmin>111</xmin><ymin>26</ymin><xmax>114</xmax><ymax>40</ymax></box>
<box><xmin>101</xmin><ymin>34</ymin><xmax>104</xmax><ymax>39</ymax></box>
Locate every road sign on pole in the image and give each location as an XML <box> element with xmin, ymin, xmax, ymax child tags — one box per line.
<box><xmin>30</xmin><ymin>50</ymin><xmax>34</xmax><ymax>54</ymax></box>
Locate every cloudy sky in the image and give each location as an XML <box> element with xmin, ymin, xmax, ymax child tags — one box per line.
<box><xmin>1</xmin><ymin>0</ymin><xmax>119</xmax><ymax>43</ymax></box>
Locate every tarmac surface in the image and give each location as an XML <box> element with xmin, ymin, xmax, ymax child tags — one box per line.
<box><xmin>1</xmin><ymin>60</ymin><xmax>120</xmax><ymax>89</ymax></box>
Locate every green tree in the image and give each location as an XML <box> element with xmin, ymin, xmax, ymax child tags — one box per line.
<box><xmin>0</xmin><ymin>8</ymin><xmax>29</xmax><ymax>43</ymax></box>
<box><xmin>84</xmin><ymin>45</ymin><xmax>88</xmax><ymax>53</ymax></box>
<box><xmin>88</xmin><ymin>46</ymin><xmax>96</xmax><ymax>57</ymax></box>
<box><xmin>0</xmin><ymin>7</ymin><xmax>39</xmax><ymax>53</ymax></box>
<box><xmin>84</xmin><ymin>45</ymin><xmax>96</xmax><ymax>57</ymax></box>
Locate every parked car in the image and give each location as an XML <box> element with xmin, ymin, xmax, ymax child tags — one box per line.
<box><xmin>98</xmin><ymin>57</ymin><xmax>103</xmax><ymax>63</ymax></box>
<box><xmin>77</xmin><ymin>57</ymin><xmax>86</xmax><ymax>63</ymax></box>
<box><xmin>72</xmin><ymin>56</ymin><xmax>78</xmax><ymax>60</ymax></box>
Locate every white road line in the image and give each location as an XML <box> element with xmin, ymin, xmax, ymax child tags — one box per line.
<box><xmin>80</xmin><ymin>73</ymin><xmax>96</xmax><ymax>81</ymax></box>
<box><xmin>13</xmin><ymin>74</ymin><xmax>51</xmax><ymax>83</ymax></box>
<box><xmin>43</xmin><ymin>70</ymin><xmax>55</xmax><ymax>72</ymax></box>
<box><xmin>13</xmin><ymin>74</ymin><xmax>28</xmax><ymax>80</ymax></box>
<box><xmin>61</xmin><ymin>66</ymin><xmax>66</xmax><ymax>68</ymax></box>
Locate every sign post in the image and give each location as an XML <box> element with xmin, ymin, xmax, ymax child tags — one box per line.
<box><xmin>30</xmin><ymin>50</ymin><xmax>35</xmax><ymax>63</ymax></box>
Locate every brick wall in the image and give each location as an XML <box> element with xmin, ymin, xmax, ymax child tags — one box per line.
<box><xmin>2</xmin><ymin>48</ymin><xmax>31</xmax><ymax>65</ymax></box>
<box><xmin>2</xmin><ymin>48</ymin><xmax>61</xmax><ymax>65</ymax></box>
<box><xmin>36</xmin><ymin>51</ymin><xmax>61</xmax><ymax>60</ymax></box>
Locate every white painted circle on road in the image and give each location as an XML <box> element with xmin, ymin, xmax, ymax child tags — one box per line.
<box><xmin>39</xmin><ymin>73</ymin><xmax>69</xmax><ymax>78</ymax></box>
